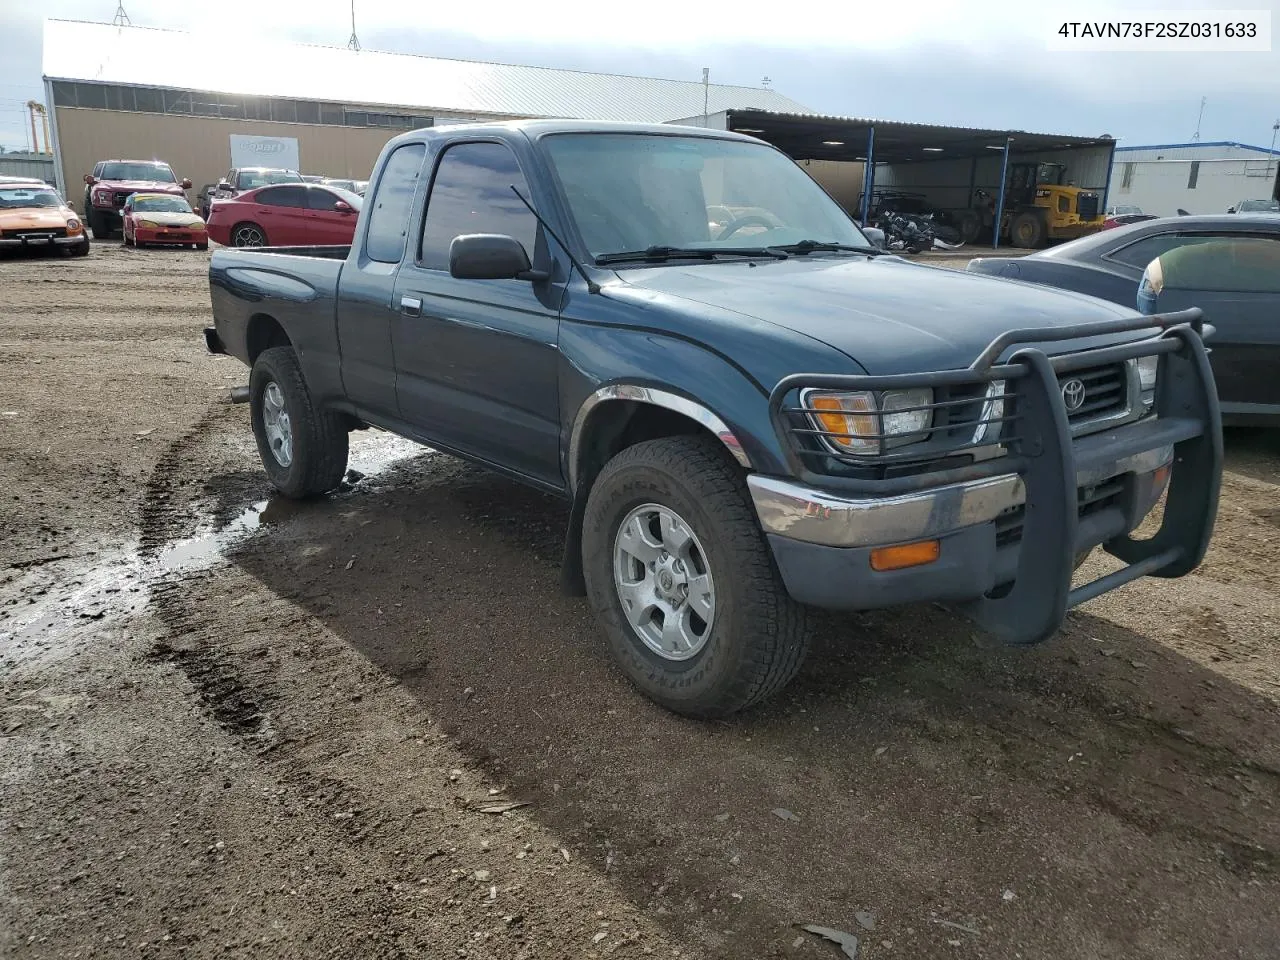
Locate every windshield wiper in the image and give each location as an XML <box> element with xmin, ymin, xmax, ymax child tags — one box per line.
<box><xmin>768</xmin><ymin>240</ymin><xmax>887</xmax><ymax>256</ymax></box>
<box><xmin>595</xmin><ymin>245</ymin><xmax>789</xmax><ymax>265</ymax></box>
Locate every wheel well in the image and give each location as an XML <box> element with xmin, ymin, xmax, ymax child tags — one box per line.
<box><xmin>246</xmin><ymin>314</ymin><xmax>291</xmax><ymax>364</ymax></box>
<box><xmin>575</xmin><ymin>400</ymin><xmax>724</xmax><ymax>496</ymax></box>
<box><xmin>560</xmin><ymin>399</ymin><xmax>742</xmax><ymax>598</ymax></box>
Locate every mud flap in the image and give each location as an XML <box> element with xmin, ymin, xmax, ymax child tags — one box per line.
<box><xmin>560</xmin><ymin>486</ymin><xmax>588</xmax><ymax>597</ymax></box>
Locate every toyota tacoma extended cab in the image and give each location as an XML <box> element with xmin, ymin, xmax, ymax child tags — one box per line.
<box><xmin>204</xmin><ymin>120</ymin><xmax>1223</xmax><ymax>719</ymax></box>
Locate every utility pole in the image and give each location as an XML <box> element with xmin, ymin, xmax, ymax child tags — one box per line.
<box><xmin>1269</xmin><ymin>119</ymin><xmax>1280</xmax><ymax>186</ymax></box>
<box><xmin>112</xmin><ymin>3</ymin><xmax>131</xmax><ymax>26</ymax></box>
<box><xmin>702</xmin><ymin>68</ymin><xmax>709</xmax><ymax>127</ymax></box>
<box><xmin>1192</xmin><ymin>96</ymin><xmax>1206</xmax><ymax>140</ymax></box>
<box><xmin>347</xmin><ymin>0</ymin><xmax>361</xmax><ymax>51</ymax></box>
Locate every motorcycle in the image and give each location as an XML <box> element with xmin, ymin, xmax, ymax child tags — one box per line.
<box><xmin>875</xmin><ymin>209</ymin><xmax>938</xmax><ymax>254</ymax></box>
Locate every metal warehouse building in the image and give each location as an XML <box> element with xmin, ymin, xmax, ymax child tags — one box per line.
<box><xmin>1107</xmin><ymin>141</ymin><xmax>1280</xmax><ymax>217</ymax></box>
<box><xmin>40</xmin><ymin>18</ymin><xmax>810</xmax><ymax>209</ymax></box>
<box><xmin>675</xmin><ymin>108</ymin><xmax>1118</xmax><ymax>246</ymax></box>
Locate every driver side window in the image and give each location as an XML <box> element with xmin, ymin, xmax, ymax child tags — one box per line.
<box><xmin>418</xmin><ymin>142</ymin><xmax>539</xmax><ymax>272</ymax></box>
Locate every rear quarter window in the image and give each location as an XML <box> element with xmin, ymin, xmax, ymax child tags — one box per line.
<box><xmin>365</xmin><ymin>143</ymin><xmax>427</xmax><ymax>264</ymax></box>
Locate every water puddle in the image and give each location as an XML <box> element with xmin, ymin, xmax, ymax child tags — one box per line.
<box><xmin>1</xmin><ymin>431</ymin><xmax>428</xmax><ymax>664</ymax></box>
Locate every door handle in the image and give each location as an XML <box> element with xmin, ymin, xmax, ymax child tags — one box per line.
<box><xmin>400</xmin><ymin>296</ymin><xmax>422</xmax><ymax>317</ymax></box>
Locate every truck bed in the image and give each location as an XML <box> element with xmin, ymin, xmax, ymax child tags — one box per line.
<box><xmin>207</xmin><ymin>246</ymin><xmax>346</xmax><ymax>369</ymax></box>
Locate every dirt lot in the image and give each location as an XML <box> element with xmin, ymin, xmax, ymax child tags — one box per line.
<box><xmin>2</xmin><ymin>245</ymin><xmax>1278</xmax><ymax>960</ymax></box>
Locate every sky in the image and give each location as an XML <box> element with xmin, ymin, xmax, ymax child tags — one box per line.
<box><xmin>2</xmin><ymin>0</ymin><xmax>1279</xmax><ymax>153</ymax></box>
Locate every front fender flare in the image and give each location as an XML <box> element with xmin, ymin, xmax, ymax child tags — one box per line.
<box><xmin>568</xmin><ymin>384</ymin><xmax>752</xmax><ymax>492</ymax></box>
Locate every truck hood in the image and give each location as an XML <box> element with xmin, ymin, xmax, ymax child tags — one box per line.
<box><xmin>617</xmin><ymin>255</ymin><xmax>1144</xmax><ymax>375</ymax></box>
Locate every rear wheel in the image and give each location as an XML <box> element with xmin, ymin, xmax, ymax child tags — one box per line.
<box><xmin>249</xmin><ymin>346</ymin><xmax>348</xmax><ymax>499</ymax></box>
<box><xmin>232</xmin><ymin>222</ymin><xmax>268</xmax><ymax>247</ymax></box>
<box><xmin>581</xmin><ymin>435</ymin><xmax>811</xmax><ymax>719</ymax></box>
<box><xmin>1009</xmin><ymin>211</ymin><xmax>1045</xmax><ymax>248</ymax></box>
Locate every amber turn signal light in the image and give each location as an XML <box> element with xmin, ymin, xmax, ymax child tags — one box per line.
<box><xmin>869</xmin><ymin>540</ymin><xmax>941</xmax><ymax>572</ymax></box>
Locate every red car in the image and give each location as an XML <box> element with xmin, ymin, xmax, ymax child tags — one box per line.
<box><xmin>122</xmin><ymin>193</ymin><xmax>208</xmax><ymax>250</ymax></box>
<box><xmin>206</xmin><ymin>183</ymin><xmax>362</xmax><ymax>248</ymax></box>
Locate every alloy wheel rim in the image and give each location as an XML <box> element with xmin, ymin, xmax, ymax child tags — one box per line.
<box><xmin>261</xmin><ymin>381</ymin><xmax>293</xmax><ymax>467</ymax></box>
<box><xmin>612</xmin><ymin>503</ymin><xmax>716</xmax><ymax>661</ymax></box>
<box><xmin>235</xmin><ymin>226</ymin><xmax>264</xmax><ymax>247</ymax></box>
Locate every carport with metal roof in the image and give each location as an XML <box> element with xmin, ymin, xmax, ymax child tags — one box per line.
<box><xmin>698</xmin><ymin>109</ymin><xmax>1118</xmax><ymax>249</ymax></box>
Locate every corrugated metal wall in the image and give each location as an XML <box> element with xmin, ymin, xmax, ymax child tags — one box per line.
<box><xmin>875</xmin><ymin>145</ymin><xmax>1113</xmax><ymax>213</ymax></box>
<box><xmin>0</xmin><ymin>153</ymin><xmax>56</xmax><ymax>184</ymax></box>
<box><xmin>52</xmin><ymin>106</ymin><xmax>486</xmax><ymax>215</ymax></box>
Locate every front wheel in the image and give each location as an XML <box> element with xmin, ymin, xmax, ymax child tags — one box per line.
<box><xmin>249</xmin><ymin>346</ymin><xmax>349</xmax><ymax>499</ymax></box>
<box><xmin>582</xmin><ymin>435</ymin><xmax>811</xmax><ymax>719</ymax></box>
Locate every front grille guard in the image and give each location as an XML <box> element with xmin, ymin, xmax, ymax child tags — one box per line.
<box><xmin>766</xmin><ymin>307</ymin><xmax>1223</xmax><ymax>646</ymax></box>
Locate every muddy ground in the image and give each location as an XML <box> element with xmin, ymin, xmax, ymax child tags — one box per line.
<box><xmin>2</xmin><ymin>244</ymin><xmax>1278</xmax><ymax>960</ymax></box>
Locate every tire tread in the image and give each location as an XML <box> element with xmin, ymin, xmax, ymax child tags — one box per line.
<box><xmin>586</xmin><ymin>434</ymin><xmax>810</xmax><ymax>717</ymax></box>
<box><xmin>252</xmin><ymin>346</ymin><xmax>347</xmax><ymax>497</ymax></box>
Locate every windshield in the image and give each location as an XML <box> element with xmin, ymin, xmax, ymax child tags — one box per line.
<box><xmin>101</xmin><ymin>162</ymin><xmax>176</xmax><ymax>182</ymax></box>
<box><xmin>0</xmin><ymin>187</ymin><xmax>62</xmax><ymax>209</ymax></box>
<box><xmin>240</xmin><ymin>170</ymin><xmax>303</xmax><ymax>188</ymax></box>
<box><xmin>1237</xmin><ymin>199</ymin><xmax>1280</xmax><ymax>212</ymax></box>
<box><xmin>133</xmin><ymin>195</ymin><xmax>192</xmax><ymax>213</ymax></box>
<box><xmin>542</xmin><ymin>133</ymin><xmax>868</xmax><ymax>259</ymax></box>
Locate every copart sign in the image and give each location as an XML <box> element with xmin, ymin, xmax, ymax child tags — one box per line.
<box><xmin>229</xmin><ymin>135</ymin><xmax>301</xmax><ymax>171</ymax></box>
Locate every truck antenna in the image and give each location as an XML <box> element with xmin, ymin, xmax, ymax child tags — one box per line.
<box><xmin>510</xmin><ymin>185</ymin><xmax>601</xmax><ymax>294</ymax></box>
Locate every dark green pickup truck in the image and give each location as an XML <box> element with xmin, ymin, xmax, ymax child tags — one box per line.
<box><xmin>206</xmin><ymin>119</ymin><xmax>1223</xmax><ymax>718</ymax></box>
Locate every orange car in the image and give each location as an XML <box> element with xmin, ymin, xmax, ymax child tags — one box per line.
<box><xmin>122</xmin><ymin>193</ymin><xmax>208</xmax><ymax>250</ymax></box>
<box><xmin>0</xmin><ymin>180</ymin><xmax>89</xmax><ymax>256</ymax></box>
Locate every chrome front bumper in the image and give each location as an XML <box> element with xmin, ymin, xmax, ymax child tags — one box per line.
<box><xmin>0</xmin><ymin>235</ymin><xmax>86</xmax><ymax>248</ymax></box>
<box><xmin>748</xmin><ymin>444</ymin><xmax>1174</xmax><ymax>549</ymax></box>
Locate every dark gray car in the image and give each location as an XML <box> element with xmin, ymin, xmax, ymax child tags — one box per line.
<box><xmin>966</xmin><ymin>214</ymin><xmax>1280</xmax><ymax>305</ymax></box>
<box><xmin>967</xmin><ymin>215</ymin><xmax>1280</xmax><ymax>426</ymax></box>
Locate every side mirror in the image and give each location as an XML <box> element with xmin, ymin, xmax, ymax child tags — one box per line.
<box><xmin>1227</xmin><ymin>206</ymin><xmax>1236</xmax><ymax>214</ymax></box>
<box><xmin>84</xmin><ymin>174</ymin><xmax>96</xmax><ymax>185</ymax></box>
<box><xmin>862</xmin><ymin>226</ymin><xmax>887</xmax><ymax>250</ymax></box>
<box><xmin>334</xmin><ymin>200</ymin><xmax>353</xmax><ymax>213</ymax></box>
<box><xmin>217</xmin><ymin>181</ymin><xmax>231</xmax><ymax>192</ymax></box>
<box><xmin>180</xmin><ymin>178</ymin><xmax>192</xmax><ymax>189</ymax></box>
<box><xmin>449</xmin><ymin>234</ymin><xmax>545</xmax><ymax>281</ymax></box>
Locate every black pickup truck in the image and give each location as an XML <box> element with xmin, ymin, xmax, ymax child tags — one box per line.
<box><xmin>205</xmin><ymin>120</ymin><xmax>1223</xmax><ymax>719</ymax></box>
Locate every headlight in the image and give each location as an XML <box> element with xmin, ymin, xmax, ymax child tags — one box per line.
<box><xmin>66</xmin><ymin>217</ymin><xmax>81</xmax><ymax>231</ymax></box>
<box><xmin>93</xmin><ymin>189</ymin><xmax>110</xmax><ymax>203</ymax></box>
<box><xmin>803</xmin><ymin>388</ymin><xmax>933</xmax><ymax>456</ymax></box>
<box><xmin>1135</xmin><ymin>355</ymin><xmax>1159</xmax><ymax>393</ymax></box>
<box><xmin>136</xmin><ymin>219</ymin><xmax>159</xmax><ymax>228</ymax></box>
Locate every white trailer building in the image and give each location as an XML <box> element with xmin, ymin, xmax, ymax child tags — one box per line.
<box><xmin>1108</xmin><ymin>141</ymin><xmax>1280</xmax><ymax>218</ymax></box>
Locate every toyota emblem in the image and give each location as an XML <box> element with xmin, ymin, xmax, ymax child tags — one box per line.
<box><xmin>1061</xmin><ymin>378</ymin><xmax>1087</xmax><ymax>411</ymax></box>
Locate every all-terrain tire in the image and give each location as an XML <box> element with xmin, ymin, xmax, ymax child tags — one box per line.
<box><xmin>582</xmin><ymin>435</ymin><xmax>811</xmax><ymax>719</ymax></box>
<box><xmin>249</xmin><ymin>346</ymin><xmax>348</xmax><ymax>499</ymax></box>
